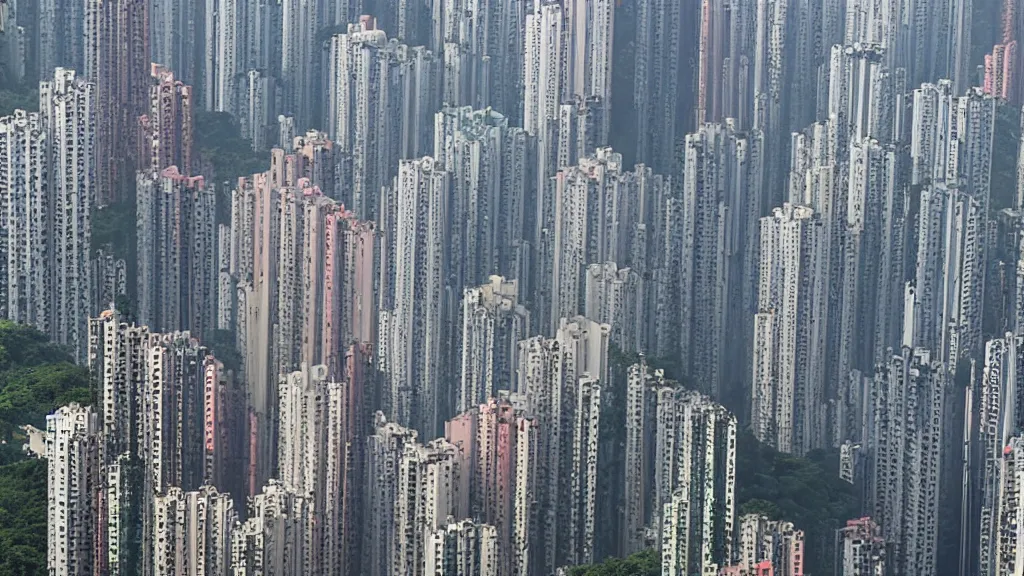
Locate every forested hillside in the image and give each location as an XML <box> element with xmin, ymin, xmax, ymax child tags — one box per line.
<box><xmin>0</xmin><ymin>322</ymin><xmax>92</xmax><ymax>576</ymax></box>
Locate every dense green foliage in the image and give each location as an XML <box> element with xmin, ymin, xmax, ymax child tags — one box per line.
<box><xmin>0</xmin><ymin>322</ymin><xmax>92</xmax><ymax>575</ymax></box>
<box><xmin>195</xmin><ymin>110</ymin><xmax>270</xmax><ymax>224</ymax></box>
<box><xmin>736</xmin><ymin>432</ymin><xmax>857</xmax><ymax>576</ymax></box>
<box><xmin>204</xmin><ymin>329</ymin><xmax>243</xmax><ymax>373</ymax></box>
<box><xmin>992</xmin><ymin>103</ymin><xmax>1020</xmax><ymax>212</ymax></box>
<box><xmin>0</xmin><ymin>87</ymin><xmax>38</xmax><ymax>118</ymax></box>
<box><xmin>0</xmin><ymin>459</ymin><xmax>48</xmax><ymax>576</ymax></box>
<box><xmin>568</xmin><ymin>549</ymin><xmax>661</xmax><ymax>576</ymax></box>
<box><xmin>596</xmin><ymin>345</ymin><xmax>855</xmax><ymax>576</ymax></box>
<box><xmin>0</xmin><ymin>60</ymin><xmax>37</xmax><ymax>118</ymax></box>
<box><xmin>195</xmin><ymin>110</ymin><xmax>270</xmax><ymax>184</ymax></box>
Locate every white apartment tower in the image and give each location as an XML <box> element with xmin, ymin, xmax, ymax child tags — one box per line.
<box><xmin>733</xmin><ymin>514</ymin><xmax>806</xmax><ymax>576</ymax></box>
<box><xmin>680</xmin><ymin>122</ymin><xmax>764</xmax><ymax>400</ymax></box>
<box><xmin>230</xmin><ymin>480</ymin><xmax>313</xmax><ymax>576</ymax></box>
<box><xmin>150</xmin><ymin>0</ymin><xmax>198</xmax><ymax>84</ymax></box>
<box><xmin>393</xmin><ymin>439</ymin><xmax>463</xmax><ymax>576</ymax></box>
<box><xmin>909</xmin><ymin>183</ymin><xmax>985</xmax><ymax>365</ymax></box>
<box><xmin>280</xmin><ymin>0</ymin><xmax>319</xmax><ymax>131</ymax></box>
<box><xmin>563</xmin><ymin>0</ymin><xmax>614</xmax><ymax>143</ymax></box>
<box><xmin>436</xmin><ymin>0</ymin><xmax>526</xmax><ymax>122</ymax></box>
<box><xmin>517</xmin><ymin>316</ymin><xmax>609</xmax><ymax>570</ymax></box>
<box><xmin>584</xmin><ymin>262</ymin><xmax>644</xmax><ymax>354</ymax></box>
<box><xmin>459</xmin><ymin>276</ymin><xmax>530</xmax><ymax>413</ymax></box>
<box><xmin>623</xmin><ymin>360</ymin><xmax>678</xmax><ymax>554</ymax></box>
<box><xmin>837</xmin><ymin>138</ymin><xmax>903</xmax><ymax>385</ymax></box>
<box><xmin>88</xmin><ymin>308</ymin><xmax>150</xmax><ymax>465</ymax></box>
<box><xmin>523</xmin><ymin>1</ymin><xmax>566</xmax><ymax>204</ymax></box>
<box><xmin>46</xmin><ymin>403</ymin><xmax>101</xmax><ymax>576</ymax></box>
<box><xmin>152</xmin><ymin>485</ymin><xmax>236</xmax><ymax>576</ymax></box>
<box><xmin>426</xmin><ymin>520</ymin><xmax>500</xmax><ymax>576</ymax></box>
<box><xmin>40</xmin><ymin>68</ymin><xmax>96</xmax><ymax>361</ymax></box>
<box><xmin>142</xmin><ymin>332</ymin><xmax>216</xmax><ymax>495</ymax></box>
<box><xmin>364</xmin><ymin>414</ymin><xmax>420</xmax><ymax>576</ymax></box>
<box><xmin>995</xmin><ymin>436</ymin><xmax>1024</xmax><ymax>576</ymax></box>
<box><xmin>660</xmin><ymin>391</ymin><xmax>737</xmax><ymax>576</ymax></box>
<box><xmin>207</xmin><ymin>0</ymin><xmax>240</xmax><ymax>114</ymax></box>
<box><xmin>979</xmin><ymin>334</ymin><xmax>1024</xmax><ymax>576</ymax></box>
<box><xmin>242</xmin><ymin>69</ymin><xmax>275</xmax><ymax>151</ymax></box>
<box><xmin>537</xmin><ymin>148</ymin><xmax>669</xmax><ymax>336</ymax></box>
<box><xmin>276</xmin><ymin>363</ymin><xmax>348</xmax><ymax>575</ymax></box>
<box><xmin>633</xmin><ymin>0</ymin><xmax>683</xmax><ymax>173</ymax></box>
<box><xmin>328</xmin><ymin>19</ymin><xmax>441</xmax><ymax>219</ymax></box>
<box><xmin>868</xmin><ymin>348</ymin><xmax>946</xmax><ymax>576</ymax></box>
<box><xmin>0</xmin><ymin>110</ymin><xmax>50</xmax><ymax>329</ymax></box>
<box><xmin>379</xmin><ymin>157</ymin><xmax>451</xmax><ymax>437</ymax></box>
<box><xmin>751</xmin><ymin>204</ymin><xmax>828</xmax><ymax>455</ymax></box>
<box><xmin>433</xmin><ymin>107</ymin><xmax>533</xmax><ymax>286</ymax></box>
<box><xmin>136</xmin><ymin>168</ymin><xmax>217</xmax><ymax>336</ymax></box>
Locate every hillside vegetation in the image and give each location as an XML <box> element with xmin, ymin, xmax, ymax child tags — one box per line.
<box><xmin>0</xmin><ymin>322</ymin><xmax>92</xmax><ymax>576</ymax></box>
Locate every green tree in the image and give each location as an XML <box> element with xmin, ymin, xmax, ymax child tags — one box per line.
<box><xmin>567</xmin><ymin>549</ymin><xmax>661</xmax><ymax>576</ymax></box>
<box><xmin>0</xmin><ymin>322</ymin><xmax>94</xmax><ymax>574</ymax></box>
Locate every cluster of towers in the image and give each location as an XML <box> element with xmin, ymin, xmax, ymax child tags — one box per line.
<box><xmin>6</xmin><ymin>0</ymin><xmax>1024</xmax><ymax>575</ymax></box>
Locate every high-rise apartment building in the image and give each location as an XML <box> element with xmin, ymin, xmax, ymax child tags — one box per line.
<box><xmin>40</xmin><ymin>68</ymin><xmax>96</xmax><ymax>361</ymax></box>
<box><xmin>434</xmin><ymin>107</ymin><xmax>533</xmax><ymax>286</ymax></box>
<box><xmin>89</xmin><ymin>0</ymin><xmax>150</xmax><ymax>204</ymax></box>
<box><xmin>536</xmin><ymin>148</ymin><xmax>669</xmax><ymax>336</ymax></box>
<box><xmin>995</xmin><ymin>436</ymin><xmax>1024</xmax><ymax>576</ymax></box>
<box><xmin>225</xmin><ymin>151</ymin><xmax>376</xmax><ymax>488</ymax></box>
<box><xmin>517</xmin><ymin>316</ymin><xmax>609</xmax><ymax>570</ymax></box>
<box><xmin>0</xmin><ymin>110</ymin><xmax>50</xmax><ymax>329</ymax></box>
<box><xmin>379</xmin><ymin>156</ymin><xmax>452</xmax><ymax>437</ymax></box>
<box><xmin>242</xmin><ymin>69</ymin><xmax>276</xmax><ymax>151</ymax></box>
<box><xmin>328</xmin><ymin>17</ymin><xmax>441</xmax><ymax>219</ymax></box>
<box><xmin>93</xmin><ymin>248</ymin><xmax>128</xmax><ymax>314</ymax></box>
<box><xmin>680</xmin><ymin>122</ymin><xmax>765</xmax><ymax>400</ymax></box>
<box><xmin>365</xmin><ymin>414</ymin><xmax>420</xmax><ymax>576</ymax></box>
<box><xmin>152</xmin><ymin>485</ymin><xmax>236</xmax><ymax>576</ymax></box>
<box><xmin>446</xmin><ymin>399</ymin><xmax>538</xmax><ymax>576</ymax></box>
<box><xmin>143</xmin><ymin>332</ymin><xmax>221</xmax><ymax>494</ymax></box>
<box><xmin>136</xmin><ymin>168</ymin><xmax>216</xmax><ymax>336</ymax></box>
<box><xmin>203</xmin><ymin>0</ymin><xmax>239</xmax><ymax>114</ymax></box>
<box><xmin>584</xmin><ymin>262</ymin><xmax>643</xmax><ymax>354</ymax></box>
<box><xmin>730</xmin><ymin>514</ymin><xmax>805</xmax><ymax>576</ymax></box>
<box><xmin>280</xmin><ymin>0</ymin><xmax>320</xmax><ymax>131</ymax></box>
<box><xmin>978</xmin><ymin>334</ymin><xmax>1024</xmax><ymax>576</ymax></box>
<box><xmin>426</xmin><ymin>519</ymin><xmax>500</xmax><ymax>576</ymax></box>
<box><xmin>459</xmin><ymin>277</ymin><xmax>530</xmax><ymax>413</ymax></box>
<box><xmin>908</xmin><ymin>183</ymin><xmax>985</xmax><ymax>365</ymax></box>
<box><xmin>868</xmin><ymin>348</ymin><xmax>946</xmax><ymax>576</ymax></box>
<box><xmin>836</xmin><ymin>138</ymin><xmax>903</xmax><ymax>386</ymax></box>
<box><xmin>751</xmin><ymin>204</ymin><xmax>828</xmax><ymax>454</ymax></box>
<box><xmin>623</xmin><ymin>360</ymin><xmax>675</xmax><ymax>554</ymax></box>
<box><xmin>393</xmin><ymin>438</ymin><xmax>464</xmax><ymax>576</ymax></box>
<box><xmin>277</xmin><ymin>363</ymin><xmax>346</xmax><ymax>576</ymax></box>
<box><xmin>633</xmin><ymin>0</ymin><xmax>691</xmax><ymax>172</ymax></box>
<box><xmin>835</xmin><ymin>518</ymin><xmax>886</xmax><ymax>576</ymax></box>
<box><xmin>37</xmin><ymin>0</ymin><xmax>85</xmax><ymax>78</ymax></box>
<box><xmin>46</xmin><ymin>403</ymin><xmax>101</xmax><ymax>576</ymax></box>
<box><xmin>138</xmin><ymin>65</ymin><xmax>195</xmax><ymax>176</ymax></box>
<box><xmin>659</xmin><ymin>389</ymin><xmax>737</xmax><ymax>576</ymax></box>
<box><xmin>230</xmin><ymin>480</ymin><xmax>313</xmax><ymax>575</ymax></box>
<box><xmin>523</xmin><ymin>1</ymin><xmax>566</xmax><ymax>200</ymax></box>
<box><xmin>150</xmin><ymin>0</ymin><xmax>198</xmax><ymax>84</ymax></box>
<box><xmin>436</xmin><ymin>0</ymin><xmax>522</xmax><ymax>115</ymax></box>
<box><xmin>0</xmin><ymin>69</ymin><xmax>97</xmax><ymax>358</ymax></box>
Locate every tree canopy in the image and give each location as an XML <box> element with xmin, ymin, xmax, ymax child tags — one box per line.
<box><xmin>0</xmin><ymin>322</ymin><xmax>92</xmax><ymax>575</ymax></box>
<box><xmin>568</xmin><ymin>549</ymin><xmax>661</xmax><ymax>576</ymax></box>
